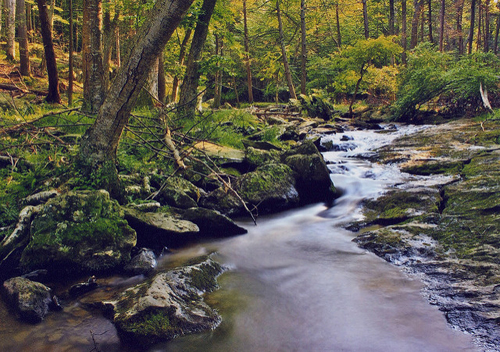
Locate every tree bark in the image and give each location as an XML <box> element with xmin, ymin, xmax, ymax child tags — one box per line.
<box><xmin>36</xmin><ymin>0</ymin><xmax>61</xmax><ymax>103</ymax></box>
<box><xmin>158</xmin><ymin>52</ymin><xmax>166</xmax><ymax>103</ymax></box>
<box><xmin>171</xmin><ymin>28</ymin><xmax>192</xmax><ymax>103</ymax></box>
<box><xmin>362</xmin><ymin>0</ymin><xmax>369</xmax><ymax>39</ymax></box>
<box><xmin>243</xmin><ymin>0</ymin><xmax>253</xmax><ymax>103</ymax></box>
<box><xmin>79</xmin><ymin>0</ymin><xmax>195</xmax><ymax>172</ymax></box>
<box><xmin>5</xmin><ymin>0</ymin><xmax>15</xmax><ymax>61</ymax></box>
<box><xmin>16</xmin><ymin>0</ymin><xmax>30</xmax><ymax>76</ymax></box>
<box><xmin>178</xmin><ymin>0</ymin><xmax>217</xmax><ymax>119</ymax></box>
<box><xmin>484</xmin><ymin>0</ymin><xmax>490</xmax><ymax>52</ymax></box>
<box><xmin>494</xmin><ymin>12</ymin><xmax>500</xmax><ymax>54</ymax></box>
<box><xmin>402</xmin><ymin>0</ymin><xmax>408</xmax><ymax>64</ymax></box>
<box><xmin>476</xmin><ymin>0</ymin><xmax>482</xmax><ymax>51</ymax></box>
<box><xmin>213</xmin><ymin>34</ymin><xmax>222</xmax><ymax>109</ymax></box>
<box><xmin>300</xmin><ymin>0</ymin><xmax>307</xmax><ymax>95</ymax></box>
<box><xmin>82</xmin><ymin>0</ymin><xmax>106</xmax><ymax>113</ymax></box>
<box><xmin>456</xmin><ymin>0</ymin><xmax>464</xmax><ymax>54</ymax></box>
<box><xmin>468</xmin><ymin>0</ymin><xmax>476</xmax><ymax>53</ymax></box>
<box><xmin>68</xmin><ymin>0</ymin><xmax>74</xmax><ymax>105</ymax></box>
<box><xmin>428</xmin><ymin>0</ymin><xmax>434</xmax><ymax>43</ymax></box>
<box><xmin>276</xmin><ymin>0</ymin><xmax>296</xmax><ymax>100</ymax></box>
<box><xmin>411</xmin><ymin>0</ymin><xmax>423</xmax><ymax>48</ymax></box>
<box><xmin>389</xmin><ymin>0</ymin><xmax>395</xmax><ymax>35</ymax></box>
<box><xmin>438</xmin><ymin>0</ymin><xmax>445</xmax><ymax>51</ymax></box>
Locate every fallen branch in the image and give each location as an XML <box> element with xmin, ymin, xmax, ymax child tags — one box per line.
<box><xmin>0</xmin><ymin>108</ymin><xmax>80</xmax><ymax>135</ymax></box>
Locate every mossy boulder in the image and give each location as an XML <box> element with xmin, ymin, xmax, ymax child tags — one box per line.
<box><xmin>2</xmin><ymin>277</ymin><xmax>53</xmax><ymax>323</ymax></box>
<box><xmin>282</xmin><ymin>140</ymin><xmax>338</xmax><ymax>204</ymax></box>
<box><xmin>20</xmin><ymin>190</ymin><xmax>136</xmax><ymax>275</ymax></box>
<box><xmin>245</xmin><ymin>146</ymin><xmax>280</xmax><ymax>168</ymax></box>
<box><xmin>156</xmin><ymin>176</ymin><xmax>202</xmax><ymax>209</ymax></box>
<box><xmin>102</xmin><ymin>257</ymin><xmax>223</xmax><ymax>345</ymax></box>
<box><xmin>123</xmin><ymin>208</ymin><xmax>199</xmax><ymax>249</ymax></box>
<box><xmin>180</xmin><ymin>207</ymin><xmax>248</xmax><ymax>237</ymax></box>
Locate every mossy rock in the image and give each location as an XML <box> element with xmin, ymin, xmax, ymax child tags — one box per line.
<box><xmin>245</xmin><ymin>147</ymin><xmax>279</xmax><ymax>168</ymax></box>
<box><xmin>156</xmin><ymin>176</ymin><xmax>201</xmax><ymax>209</ymax></box>
<box><xmin>104</xmin><ymin>257</ymin><xmax>223</xmax><ymax>345</ymax></box>
<box><xmin>401</xmin><ymin>159</ymin><xmax>465</xmax><ymax>176</ymax></box>
<box><xmin>20</xmin><ymin>190</ymin><xmax>137</xmax><ymax>275</ymax></box>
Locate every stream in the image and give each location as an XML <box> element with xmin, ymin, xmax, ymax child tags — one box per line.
<box><xmin>0</xmin><ymin>125</ymin><xmax>480</xmax><ymax>351</ymax></box>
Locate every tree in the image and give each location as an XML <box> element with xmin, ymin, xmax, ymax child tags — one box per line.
<box><xmin>438</xmin><ymin>0</ymin><xmax>445</xmax><ymax>51</ymax></box>
<box><xmin>402</xmin><ymin>0</ymin><xmax>408</xmax><ymax>64</ymax></box>
<box><xmin>78</xmin><ymin>0</ymin><xmax>195</xmax><ymax>197</ymax></box>
<box><xmin>178</xmin><ymin>0</ymin><xmax>217</xmax><ymax>120</ymax></box>
<box><xmin>276</xmin><ymin>0</ymin><xmax>296</xmax><ymax>100</ymax></box>
<box><xmin>171</xmin><ymin>28</ymin><xmax>193</xmax><ymax>103</ymax></box>
<box><xmin>362</xmin><ymin>0</ymin><xmax>369</xmax><ymax>39</ymax></box>
<box><xmin>16</xmin><ymin>0</ymin><xmax>30</xmax><ymax>76</ymax></box>
<box><xmin>68</xmin><ymin>0</ymin><xmax>74</xmax><ymax>105</ymax></box>
<box><xmin>36</xmin><ymin>0</ymin><xmax>61</xmax><ymax>103</ymax></box>
<box><xmin>428</xmin><ymin>0</ymin><xmax>434</xmax><ymax>43</ymax></box>
<box><xmin>411</xmin><ymin>0</ymin><xmax>423</xmax><ymax>48</ymax></box>
<box><xmin>300</xmin><ymin>0</ymin><xmax>307</xmax><ymax>94</ymax></box>
<box><xmin>469</xmin><ymin>0</ymin><xmax>477</xmax><ymax>54</ymax></box>
<box><xmin>243</xmin><ymin>0</ymin><xmax>254</xmax><ymax>103</ymax></box>
<box><xmin>5</xmin><ymin>0</ymin><xmax>15</xmax><ymax>61</ymax></box>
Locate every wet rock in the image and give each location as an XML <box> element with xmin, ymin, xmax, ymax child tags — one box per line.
<box><xmin>20</xmin><ymin>190</ymin><xmax>137</xmax><ymax>276</ymax></box>
<box><xmin>124</xmin><ymin>248</ymin><xmax>157</xmax><ymax>275</ymax></box>
<box><xmin>101</xmin><ymin>257</ymin><xmax>223</xmax><ymax>345</ymax></box>
<box><xmin>2</xmin><ymin>277</ymin><xmax>53</xmax><ymax>323</ymax></box>
<box><xmin>69</xmin><ymin>276</ymin><xmax>98</xmax><ymax>297</ymax></box>
<box><xmin>124</xmin><ymin>208</ymin><xmax>199</xmax><ymax>249</ymax></box>
<box><xmin>156</xmin><ymin>176</ymin><xmax>202</xmax><ymax>209</ymax></box>
<box><xmin>180</xmin><ymin>207</ymin><xmax>247</xmax><ymax>237</ymax></box>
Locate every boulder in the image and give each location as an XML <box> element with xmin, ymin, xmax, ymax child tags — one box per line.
<box><xmin>156</xmin><ymin>176</ymin><xmax>201</xmax><ymax>209</ymax></box>
<box><xmin>101</xmin><ymin>257</ymin><xmax>223</xmax><ymax>345</ymax></box>
<box><xmin>245</xmin><ymin>146</ymin><xmax>279</xmax><ymax>169</ymax></box>
<box><xmin>180</xmin><ymin>207</ymin><xmax>247</xmax><ymax>237</ymax></box>
<box><xmin>282</xmin><ymin>140</ymin><xmax>338</xmax><ymax>204</ymax></box>
<box><xmin>20</xmin><ymin>190</ymin><xmax>137</xmax><ymax>275</ymax></box>
<box><xmin>124</xmin><ymin>208</ymin><xmax>199</xmax><ymax>248</ymax></box>
<box><xmin>2</xmin><ymin>277</ymin><xmax>54</xmax><ymax>323</ymax></box>
<box><xmin>124</xmin><ymin>248</ymin><xmax>157</xmax><ymax>275</ymax></box>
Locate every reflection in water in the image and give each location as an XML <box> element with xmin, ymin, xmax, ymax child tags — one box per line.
<box><xmin>0</xmin><ymin>125</ymin><xmax>479</xmax><ymax>351</ymax></box>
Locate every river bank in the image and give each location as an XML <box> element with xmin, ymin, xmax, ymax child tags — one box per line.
<box><xmin>348</xmin><ymin>118</ymin><xmax>500</xmax><ymax>351</ymax></box>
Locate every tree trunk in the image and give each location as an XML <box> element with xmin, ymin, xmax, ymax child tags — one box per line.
<box><xmin>476</xmin><ymin>0</ymin><xmax>482</xmax><ymax>51</ymax></box>
<box><xmin>178</xmin><ymin>0</ymin><xmax>217</xmax><ymax>120</ymax></box>
<box><xmin>402</xmin><ymin>0</ymin><xmax>408</xmax><ymax>64</ymax></box>
<box><xmin>484</xmin><ymin>0</ymin><xmax>490</xmax><ymax>52</ymax></box>
<box><xmin>213</xmin><ymin>34</ymin><xmax>222</xmax><ymax>109</ymax></box>
<box><xmin>36</xmin><ymin>0</ymin><xmax>61</xmax><ymax>103</ymax></box>
<box><xmin>411</xmin><ymin>0</ymin><xmax>423</xmax><ymax>49</ymax></box>
<box><xmin>456</xmin><ymin>0</ymin><xmax>464</xmax><ymax>54</ymax></box>
<box><xmin>336</xmin><ymin>3</ymin><xmax>342</xmax><ymax>47</ymax></box>
<box><xmin>300</xmin><ymin>0</ymin><xmax>307</xmax><ymax>95</ymax></box>
<box><xmin>276</xmin><ymin>0</ymin><xmax>296</xmax><ymax>100</ymax></box>
<box><xmin>349</xmin><ymin>63</ymin><xmax>365</xmax><ymax>117</ymax></box>
<box><xmin>48</xmin><ymin>0</ymin><xmax>54</xmax><ymax>30</ymax></box>
<box><xmin>362</xmin><ymin>0</ymin><xmax>369</xmax><ymax>39</ymax></box>
<box><xmin>82</xmin><ymin>0</ymin><xmax>106</xmax><ymax>113</ymax></box>
<box><xmin>68</xmin><ymin>0</ymin><xmax>74</xmax><ymax>105</ymax></box>
<box><xmin>79</xmin><ymin>0</ymin><xmax>194</xmax><ymax>199</ymax></box>
<box><xmin>438</xmin><ymin>0</ymin><xmax>445</xmax><ymax>51</ymax></box>
<box><xmin>468</xmin><ymin>0</ymin><xmax>476</xmax><ymax>53</ymax></box>
<box><xmin>389</xmin><ymin>0</ymin><xmax>395</xmax><ymax>35</ymax></box>
<box><xmin>114</xmin><ymin>25</ymin><xmax>120</xmax><ymax>67</ymax></box>
<box><xmin>5</xmin><ymin>0</ymin><xmax>15</xmax><ymax>61</ymax></box>
<box><xmin>0</xmin><ymin>1</ymin><xmax>3</xmax><ymax>34</ymax></box>
<box><xmin>243</xmin><ymin>0</ymin><xmax>253</xmax><ymax>103</ymax></box>
<box><xmin>171</xmin><ymin>28</ymin><xmax>192</xmax><ymax>103</ymax></box>
<box><xmin>494</xmin><ymin>13</ymin><xmax>500</xmax><ymax>54</ymax></box>
<box><xmin>158</xmin><ymin>52</ymin><xmax>166</xmax><ymax>103</ymax></box>
<box><xmin>428</xmin><ymin>0</ymin><xmax>434</xmax><ymax>43</ymax></box>
<box><xmin>16</xmin><ymin>0</ymin><xmax>30</xmax><ymax>76</ymax></box>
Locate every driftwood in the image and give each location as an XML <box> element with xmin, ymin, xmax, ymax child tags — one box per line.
<box><xmin>480</xmin><ymin>82</ymin><xmax>493</xmax><ymax>113</ymax></box>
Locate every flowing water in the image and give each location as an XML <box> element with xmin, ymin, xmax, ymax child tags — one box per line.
<box><xmin>0</xmin><ymin>125</ymin><xmax>480</xmax><ymax>351</ymax></box>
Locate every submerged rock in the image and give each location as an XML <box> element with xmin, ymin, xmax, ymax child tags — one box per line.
<box><xmin>102</xmin><ymin>257</ymin><xmax>223</xmax><ymax>345</ymax></box>
<box><xmin>20</xmin><ymin>190</ymin><xmax>137</xmax><ymax>276</ymax></box>
<box><xmin>2</xmin><ymin>277</ymin><xmax>54</xmax><ymax>323</ymax></box>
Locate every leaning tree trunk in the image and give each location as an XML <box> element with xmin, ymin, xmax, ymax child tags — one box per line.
<box><xmin>36</xmin><ymin>0</ymin><xmax>61</xmax><ymax>103</ymax></box>
<box><xmin>178</xmin><ymin>0</ymin><xmax>217</xmax><ymax>120</ymax></box>
<box><xmin>78</xmin><ymin>0</ymin><xmax>195</xmax><ymax>198</ymax></box>
<box><xmin>5</xmin><ymin>0</ymin><xmax>15</xmax><ymax>61</ymax></box>
<box><xmin>276</xmin><ymin>0</ymin><xmax>297</xmax><ymax>100</ymax></box>
<box><xmin>16</xmin><ymin>0</ymin><xmax>30</xmax><ymax>76</ymax></box>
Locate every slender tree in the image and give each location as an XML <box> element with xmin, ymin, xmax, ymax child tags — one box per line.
<box><xmin>389</xmin><ymin>0</ymin><xmax>395</xmax><ymax>35</ymax></box>
<box><xmin>456</xmin><ymin>0</ymin><xmax>464</xmax><ymax>54</ymax></box>
<box><xmin>171</xmin><ymin>28</ymin><xmax>193</xmax><ymax>102</ymax></box>
<box><xmin>362</xmin><ymin>0</ymin><xmax>369</xmax><ymax>39</ymax></box>
<box><xmin>16</xmin><ymin>0</ymin><xmax>30</xmax><ymax>76</ymax></box>
<box><xmin>276</xmin><ymin>0</ymin><xmax>296</xmax><ymax>100</ymax></box>
<box><xmin>36</xmin><ymin>0</ymin><xmax>61</xmax><ymax>103</ymax></box>
<box><xmin>428</xmin><ymin>0</ymin><xmax>434</xmax><ymax>43</ymax></box>
<box><xmin>484</xmin><ymin>0</ymin><xmax>490</xmax><ymax>52</ymax></box>
<box><xmin>300</xmin><ymin>0</ymin><xmax>307</xmax><ymax>95</ymax></box>
<box><xmin>438</xmin><ymin>0</ymin><xmax>445</xmax><ymax>51</ymax></box>
<box><xmin>494</xmin><ymin>12</ymin><xmax>500</xmax><ymax>54</ymax></box>
<box><xmin>68</xmin><ymin>0</ymin><xmax>74</xmax><ymax>105</ymax></box>
<box><xmin>411</xmin><ymin>0</ymin><xmax>423</xmax><ymax>48</ymax></box>
<box><xmin>5</xmin><ymin>0</ymin><xmax>15</xmax><ymax>60</ymax></box>
<box><xmin>402</xmin><ymin>0</ymin><xmax>408</xmax><ymax>64</ymax></box>
<box><xmin>243</xmin><ymin>0</ymin><xmax>253</xmax><ymax>103</ymax></box>
<box><xmin>468</xmin><ymin>0</ymin><xmax>477</xmax><ymax>53</ymax></box>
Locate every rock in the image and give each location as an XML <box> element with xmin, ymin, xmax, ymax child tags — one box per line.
<box><xmin>156</xmin><ymin>176</ymin><xmax>201</xmax><ymax>209</ymax></box>
<box><xmin>180</xmin><ymin>207</ymin><xmax>247</xmax><ymax>237</ymax></box>
<box><xmin>245</xmin><ymin>146</ymin><xmax>279</xmax><ymax>168</ymax></box>
<box><xmin>282</xmin><ymin>140</ymin><xmax>338</xmax><ymax>204</ymax></box>
<box><xmin>20</xmin><ymin>190</ymin><xmax>137</xmax><ymax>276</ymax></box>
<box><xmin>127</xmin><ymin>201</ymin><xmax>161</xmax><ymax>212</ymax></box>
<box><xmin>242</xmin><ymin>139</ymin><xmax>282</xmax><ymax>151</ymax></box>
<box><xmin>124</xmin><ymin>208</ymin><xmax>199</xmax><ymax>249</ymax></box>
<box><xmin>69</xmin><ymin>276</ymin><xmax>98</xmax><ymax>297</ymax></box>
<box><xmin>124</xmin><ymin>248</ymin><xmax>157</xmax><ymax>275</ymax></box>
<box><xmin>101</xmin><ymin>257</ymin><xmax>223</xmax><ymax>345</ymax></box>
<box><xmin>2</xmin><ymin>277</ymin><xmax>53</xmax><ymax>323</ymax></box>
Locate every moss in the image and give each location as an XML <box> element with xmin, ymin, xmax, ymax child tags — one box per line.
<box><xmin>116</xmin><ymin>308</ymin><xmax>180</xmax><ymax>343</ymax></box>
<box><xmin>238</xmin><ymin>163</ymin><xmax>294</xmax><ymax>201</ymax></box>
<box><xmin>401</xmin><ymin>160</ymin><xmax>464</xmax><ymax>176</ymax></box>
<box><xmin>189</xmin><ymin>261</ymin><xmax>223</xmax><ymax>293</ymax></box>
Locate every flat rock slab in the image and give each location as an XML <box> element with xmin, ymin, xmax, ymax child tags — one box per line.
<box><xmin>192</xmin><ymin>141</ymin><xmax>245</xmax><ymax>162</ymax></box>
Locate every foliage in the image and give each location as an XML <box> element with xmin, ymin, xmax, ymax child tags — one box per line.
<box><xmin>393</xmin><ymin>44</ymin><xmax>500</xmax><ymax>121</ymax></box>
<box><xmin>290</xmin><ymin>90</ymin><xmax>336</xmax><ymax>120</ymax></box>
